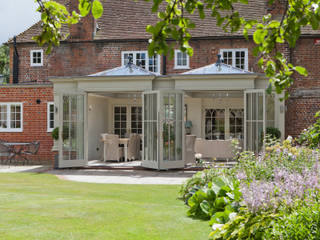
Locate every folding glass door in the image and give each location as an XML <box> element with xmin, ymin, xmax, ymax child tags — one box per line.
<box><xmin>244</xmin><ymin>90</ymin><xmax>275</xmax><ymax>153</ymax></box>
<box><xmin>58</xmin><ymin>93</ymin><xmax>86</xmax><ymax>168</ymax></box>
<box><xmin>142</xmin><ymin>90</ymin><xmax>184</xmax><ymax>170</ymax></box>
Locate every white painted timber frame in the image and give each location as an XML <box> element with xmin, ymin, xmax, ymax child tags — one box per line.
<box><xmin>244</xmin><ymin>89</ymin><xmax>266</xmax><ymax>152</ymax></box>
<box><xmin>47</xmin><ymin>102</ymin><xmax>54</xmax><ymax>132</ymax></box>
<box><xmin>121</xmin><ymin>51</ymin><xmax>161</xmax><ymax>74</ymax></box>
<box><xmin>0</xmin><ymin>102</ymin><xmax>23</xmax><ymax>132</ymax></box>
<box><xmin>30</xmin><ymin>49</ymin><xmax>44</xmax><ymax>67</ymax></box>
<box><xmin>58</xmin><ymin>92</ymin><xmax>87</xmax><ymax>168</ymax></box>
<box><xmin>174</xmin><ymin>50</ymin><xmax>190</xmax><ymax>69</ymax></box>
<box><xmin>220</xmin><ymin>48</ymin><xmax>249</xmax><ymax>71</ymax></box>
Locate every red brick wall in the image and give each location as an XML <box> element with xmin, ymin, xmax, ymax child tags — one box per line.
<box><xmin>12</xmin><ymin>38</ymin><xmax>259</xmax><ymax>82</ymax></box>
<box><xmin>6</xmin><ymin>36</ymin><xmax>320</xmax><ymax>149</ymax></box>
<box><xmin>0</xmin><ymin>86</ymin><xmax>54</xmax><ymax>164</ymax></box>
<box><xmin>286</xmin><ymin>97</ymin><xmax>320</xmax><ymax>138</ymax></box>
<box><xmin>284</xmin><ymin>38</ymin><xmax>320</xmax><ymax>137</ymax></box>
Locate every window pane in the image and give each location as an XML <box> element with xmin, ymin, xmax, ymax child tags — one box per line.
<box><xmin>205</xmin><ymin>109</ymin><xmax>225</xmax><ymax>140</ymax></box>
<box><xmin>229</xmin><ymin>109</ymin><xmax>244</xmax><ymax>139</ymax></box>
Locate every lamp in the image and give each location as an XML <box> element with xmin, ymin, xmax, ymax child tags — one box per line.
<box><xmin>185</xmin><ymin>120</ymin><xmax>193</xmax><ymax>135</ymax></box>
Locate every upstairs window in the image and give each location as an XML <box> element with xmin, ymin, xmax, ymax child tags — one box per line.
<box><xmin>122</xmin><ymin>51</ymin><xmax>160</xmax><ymax>74</ymax></box>
<box><xmin>47</xmin><ymin>102</ymin><xmax>54</xmax><ymax>132</ymax></box>
<box><xmin>30</xmin><ymin>50</ymin><xmax>43</xmax><ymax>67</ymax></box>
<box><xmin>174</xmin><ymin>50</ymin><xmax>189</xmax><ymax>69</ymax></box>
<box><xmin>0</xmin><ymin>103</ymin><xmax>23</xmax><ymax>132</ymax></box>
<box><xmin>220</xmin><ymin>48</ymin><xmax>248</xmax><ymax>70</ymax></box>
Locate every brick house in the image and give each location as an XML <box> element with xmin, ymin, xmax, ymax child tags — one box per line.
<box><xmin>2</xmin><ymin>0</ymin><xmax>319</xmax><ymax>168</ymax></box>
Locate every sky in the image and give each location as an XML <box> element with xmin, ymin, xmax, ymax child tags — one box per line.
<box><xmin>0</xmin><ymin>0</ymin><xmax>40</xmax><ymax>44</ymax></box>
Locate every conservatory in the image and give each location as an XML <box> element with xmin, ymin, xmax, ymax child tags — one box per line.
<box><xmin>50</xmin><ymin>61</ymin><xmax>284</xmax><ymax>169</ymax></box>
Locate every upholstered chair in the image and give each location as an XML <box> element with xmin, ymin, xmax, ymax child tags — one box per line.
<box><xmin>185</xmin><ymin>135</ymin><xmax>196</xmax><ymax>165</ymax></box>
<box><xmin>127</xmin><ymin>133</ymin><xmax>141</xmax><ymax>161</ymax></box>
<box><xmin>101</xmin><ymin>134</ymin><xmax>124</xmax><ymax>162</ymax></box>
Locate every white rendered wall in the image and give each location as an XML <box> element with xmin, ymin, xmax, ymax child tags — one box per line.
<box><xmin>88</xmin><ymin>95</ymin><xmax>109</xmax><ymax>160</ymax></box>
<box><xmin>186</xmin><ymin>97</ymin><xmax>244</xmax><ymax>139</ymax></box>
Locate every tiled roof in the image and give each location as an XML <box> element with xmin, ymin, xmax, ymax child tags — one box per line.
<box><xmin>13</xmin><ymin>0</ymin><xmax>320</xmax><ymax>43</ymax></box>
<box><xmin>94</xmin><ymin>0</ymin><xmax>267</xmax><ymax>40</ymax></box>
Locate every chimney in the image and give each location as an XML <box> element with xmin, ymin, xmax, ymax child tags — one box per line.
<box><xmin>68</xmin><ymin>0</ymin><xmax>95</xmax><ymax>41</ymax></box>
<box><xmin>266</xmin><ymin>0</ymin><xmax>287</xmax><ymax>17</ymax></box>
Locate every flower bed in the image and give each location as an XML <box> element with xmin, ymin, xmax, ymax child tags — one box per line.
<box><xmin>180</xmin><ymin>137</ymin><xmax>320</xmax><ymax>239</ymax></box>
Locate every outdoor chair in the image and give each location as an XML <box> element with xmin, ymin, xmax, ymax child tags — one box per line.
<box><xmin>21</xmin><ymin>141</ymin><xmax>40</xmax><ymax>165</ymax></box>
<box><xmin>185</xmin><ymin>135</ymin><xmax>196</xmax><ymax>165</ymax></box>
<box><xmin>101</xmin><ymin>134</ymin><xmax>124</xmax><ymax>162</ymax></box>
<box><xmin>127</xmin><ymin>133</ymin><xmax>141</xmax><ymax>161</ymax></box>
<box><xmin>0</xmin><ymin>142</ymin><xmax>16</xmax><ymax>164</ymax></box>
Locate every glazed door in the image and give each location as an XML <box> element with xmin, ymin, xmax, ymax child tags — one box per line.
<box><xmin>141</xmin><ymin>91</ymin><xmax>159</xmax><ymax>169</ymax></box>
<box><xmin>58</xmin><ymin>93</ymin><xmax>86</xmax><ymax>168</ymax></box>
<box><xmin>244</xmin><ymin>90</ymin><xmax>265</xmax><ymax>153</ymax></box>
<box><xmin>159</xmin><ymin>90</ymin><xmax>185</xmax><ymax>169</ymax></box>
<box><xmin>141</xmin><ymin>90</ymin><xmax>185</xmax><ymax>170</ymax></box>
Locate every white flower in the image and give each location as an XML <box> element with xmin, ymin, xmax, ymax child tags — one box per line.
<box><xmin>195</xmin><ymin>153</ymin><xmax>202</xmax><ymax>159</ymax></box>
<box><xmin>286</xmin><ymin>135</ymin><xmax>293</xmax><ymax>142</ymax></box>
<box><xmin>212</xmin><ymin>224</ymin><xmax>224</xmax><ymax>231</ymax></box>
<box><xmin>229</xmin><ymin>212</ymin><xmax>237</xmax><ymax>220</ymax></box>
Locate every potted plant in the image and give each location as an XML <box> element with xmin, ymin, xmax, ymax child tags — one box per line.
<box><xmin>51</xmin><ymin>127</ymin><xmax>59</xmax><ymax>169</ymax></box>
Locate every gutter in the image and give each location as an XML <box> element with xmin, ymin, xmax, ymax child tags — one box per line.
<box><xmin>12</xmin><ymin>36</ymin><xmax>19</xmax><ymax>84</ymax></box>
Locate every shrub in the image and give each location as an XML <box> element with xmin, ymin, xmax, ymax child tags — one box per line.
<box><xmin>266</xmin><ymin>127</ymin><xmax>281</xmax><ymax>139</ymax></box>
<box><xmin>298</xmin><ymin>111</ymin><xmax>320</xmax><ymax>149</ymax></box>
<box><xmin>186</xmin><ymin>176</ymin><xmax>242</xmax><ymax>225</ymax></box>
<box><xmin>267</xmin><ymin>202</ymin><xmax>320</xmax><ymax>240</ymax></box>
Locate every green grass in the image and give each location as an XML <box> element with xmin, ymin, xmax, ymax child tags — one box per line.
<box><xmin>0</xmin><ymin>173</ymin><xmax>209</xmax><ymax>240</ymax></box>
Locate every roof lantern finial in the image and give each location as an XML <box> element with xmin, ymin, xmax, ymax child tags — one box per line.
<box><xmin>216</xmin><ymin>54</ymin><xmax>223</xmax><ymax>71</ymax></box>
<box><xmin>127</xmin><ymin>55</ymin><xmax>133</xmax><ymax>67</ymax></box>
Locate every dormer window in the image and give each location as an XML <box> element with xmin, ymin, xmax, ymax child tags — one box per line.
<box><xmin>122</xmin><ymin>51</ymin><xmax>160</xmax><ymax>74</ymax></box>
<box><xmin>30</xmin><ymin>50</ymin><xmax>43</xmax><ymax>67</ymax></box>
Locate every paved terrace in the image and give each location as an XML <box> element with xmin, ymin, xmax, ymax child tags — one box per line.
<box><xmin>0</xmin><ymin>165</ymin><xmax>195</xmax><ymax>185</ymax></box>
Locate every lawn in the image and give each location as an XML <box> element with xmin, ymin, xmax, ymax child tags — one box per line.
<box><xmin>0</xmin><ymin>173</ymin><xmax>208</xmax><ymax>240</ymax></box>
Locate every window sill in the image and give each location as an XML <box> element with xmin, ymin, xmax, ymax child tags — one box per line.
<box><xmin>174</xmin><ymin>66</ymin><xmax>190</xmax><ymax>70</ymax></box>
<box><xmin>30</xmin><ymin>65</ymin><xmax>43</xmax><ymax>67</ymax></box>
<box><xmin>0</xmin><ymin>129</ymin><xmax>23</xmax><ymax>133</ymax></box>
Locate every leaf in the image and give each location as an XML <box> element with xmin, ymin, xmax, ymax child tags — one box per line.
<box><xmin>294</xmin><ymin>66</ymin><xmax>308</xmax><ymax>76</ymax></box>
<box><xmin>92</xmin><ymin>0</ymin><xmax>103</xmax><ymax>19</ymax></box>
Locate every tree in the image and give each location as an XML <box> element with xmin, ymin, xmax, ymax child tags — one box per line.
<box><xmin>0</xmin><ymin>44</ymin><xmax>9</xmax><ymax>83</ymax></box>
<box><xmin>33</xmin><ymin>0</ymin><xmax>320</xmax><ymax>97</ymax></box>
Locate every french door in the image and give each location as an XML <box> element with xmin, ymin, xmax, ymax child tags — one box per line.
<box><xmin>58</xmin><ymin>93</ymin><xmax>87</xmax><ymax>168</ymax></box>
<box><xmin>244</xmin><ymin>90</ymin><xmax>265</xmax><ymax>153</ymax></box>
<box><xmin>142</xmin><ymin>90</ymin><xmax>185</xmax><ymax>170</ymax></box>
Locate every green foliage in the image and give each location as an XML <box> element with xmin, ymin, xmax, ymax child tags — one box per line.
<box><xmin>210</xmin><ymin>210</ymin><xmax>278</xmax><ymax>240</ymax></box>
<box><xmin>185</xmin><ymin>176</ymin><xmax>242</xmax><ymax>226</ymax></box>
<box><xmin>34</xmin><ymin>0</ymin><xmax>103</xmax><ymax>53</ymax></box>
<box><xmin>298</xmin><ymin>111</ymin><xmax>320</xmax><ymax>149</ymax></box>
<box><xmin>51</xmin><ymin>127</ymin><xmax>59</xmax><ymax>140</ymax></box>
<box><xmin>266</xmin><ymin>127</ymin><xmax>281</xmax><ymax>140</ymax></box>
<box><xmin>266</xmin><ymin>202</ymin><xmax>320</xmax><ymax>240</ymax></box>
<box><xmin>179</xmin><ymin>167</ymin><xmax>226</xmax><ymax>201</ymax></box>
<box><xmin>0</xmin><ymin>44</ymin><xmax>9</xmax><ymax>83</ymax></box>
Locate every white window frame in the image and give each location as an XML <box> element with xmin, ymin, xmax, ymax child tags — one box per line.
<box><xmin>113</xmin><ymin>104</ymin><xmax>142</xmax><ymax>137</ymax></box>
<box><xmin>47</xmin><ymin>102</ymin><xmax>54</xmax><ymax>132</ymax></box>
<box><xmin>220</xmin><ymin>48</ymin><xmax>248</xmax><ymax>71</ymax></box>
<box><xmin>30</xmin><ymin>49</ymin><xmax>44</xmax><ymax>67</ymax></box>
<box><xmin>121</xmin><ymin>51</ymin><xmax>161</xmax><ymax>74</ymax></box>
<box><xmin>0</xmin><ymin>102</ymin><xmax>23</xmax><ymax>132</ymax></box>
<box><xmin>174</xmin><ymin>50</ymin><xmax>190</xmax><ymax>69</ymax></box>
